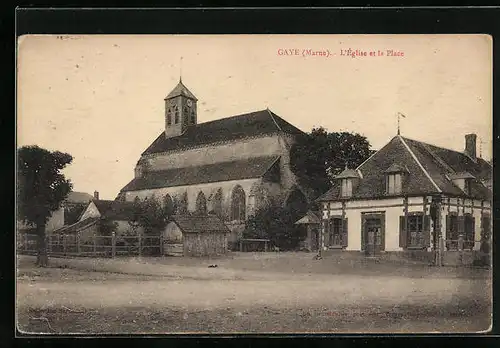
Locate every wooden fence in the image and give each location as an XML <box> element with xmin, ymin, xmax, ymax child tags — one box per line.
<box><xmin>17</xmin><ymin>233</ymin><xmax>164</xmax><ymax>258</ymax></box>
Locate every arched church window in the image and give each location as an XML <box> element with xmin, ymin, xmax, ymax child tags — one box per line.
<box><xmin>190</xmin><ymin>111</ymin><xmax>195</xmax><ymax>124</ymax></box>
<box><xmin>178</xmin><ymin>192</ymin><xmax>188</xmax><ymax>215</ymax></box>
<box><xmin>174</xmin><ymin>106</ymin><xmax>179</xmax><ymax>124</ymax></box>
<box><xmin>163</xmin><ymin>194</ymin><xmax>174</xmax><ymax>216</ymax></box>
<box><xmin>213</xmin><ymin>188</ymin><xmax>223</xmax><ymax>217</ymax></box>
<box><xmin>196</xmin><ymin>192</ymin><xmax>207</xmax><ymax>215</ymax></box>
<box><xmin>167</xmin><ymin>109</ymin><xmax>172</xmax><ymax>126</ymax></box>
<box><xmin>231</xmin><ymin>185</ymin><xmax>246</xmax><ymax>221</ymax></box>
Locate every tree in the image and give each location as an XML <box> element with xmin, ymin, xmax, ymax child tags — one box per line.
<box><xmin>17</xmin><ymin>146</ymin><xmax>73</xmax><ymax>266</ymax></box>
<box><xmin>243</xmin><ymin>206</ymin><xmax>306</xmax><ymax>250</ymax></box>
<box><xmin>132</xmin><ymin>196</ymin><xmax>172</xmax><ymax>236</ymax></box>
<box><xmin>64</xmin><ymin>204</ymin><xmax>86</xmax><ymax>225</ymax></box>
<box><xmin>290</xmin><ymin>128</ymin><xmax>374</xmax><ymax>198</ymax></box>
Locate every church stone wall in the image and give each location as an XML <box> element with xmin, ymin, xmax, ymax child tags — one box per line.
<box><xmin>144</xmin><ymin>135</ymin><xmax>283</xmax><ymax>171</ymax></box>
<box><xmin>123</xmin><ymin>178</ymin><xmax>262</xmax><ymax>220</ymax></box>
<box><xmin>140</xmin><ymin>133</ymin><xmax>301</xmax><ymax>195</ymax></box>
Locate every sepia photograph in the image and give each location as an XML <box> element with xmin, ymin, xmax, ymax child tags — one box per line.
<box><xmin>16</xmin><ymin>34</ymin><xmax>492</xmax><ymax>334</ymax></box>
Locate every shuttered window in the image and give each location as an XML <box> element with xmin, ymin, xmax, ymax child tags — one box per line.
<box><xmin>325</xmin><ymin>217</ymin><xmax>348</xmax><ymax>248</ymax></box>
<box><xmin>400</xmin><ymin>213</ymin><xmax>431</xmax><ymax>249</ymax></box>
<box><xmin>463</xmin><ymin>214</ymin><xmax>475</xmax><ymax>250</ymax></box>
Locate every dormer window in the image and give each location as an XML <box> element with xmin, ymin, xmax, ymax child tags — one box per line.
<box><xmin>341</xmin><ymin>179</ymin><xmax>352</xmax><ymax>197</ymax></box>
<box><xmin>335</xmin><ymin>169</ymin><xmax>361</xmax><ymax>199</ymax></box>
<box><xmin>387</xmin><ymin>173</ymin><xmax>402</xmax><ymax>195</ymax></box>
<box><xmin>384</xmin><ymin>164</ymin><xmax>408</xmax><ymax>196</ymax></box>
<box><xmin>464</xmin><ymin>179</ymin><xmax>471</xmax><ymax>195</ymax></box>
<box><xmin>448</xmin><ymin>172</ymin><xmax>475</xmax><ymax>196</ymax></box>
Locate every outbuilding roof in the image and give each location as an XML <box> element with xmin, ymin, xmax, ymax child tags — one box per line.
<box><xmin>92</xmin><ymin>200</ymin><xmax>138</xmax><ymax>221</ymax></box>
<box><xmin>170</xmin><ymin>214</ymin><xmax>231</xmax><ymax>234</ymax></box>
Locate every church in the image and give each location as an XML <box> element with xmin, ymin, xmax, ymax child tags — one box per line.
<box><xmin>118</xmin><ymin>79</ymin><xmax>311</xmax><ymax>245</ymax></box>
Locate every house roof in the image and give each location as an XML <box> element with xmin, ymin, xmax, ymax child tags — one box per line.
<box><xmin>317</xmin><ymin>135</ymin><xmax>492</xmax><ymax>202</ymax></box>
<box><xmin>93</xmin><ymin>200</ymin><xmax>138</xmax><ymax>221</ymax></box>
<box><xmin>65</xmin><ymin>191</ymin><xmax>94</xmax><ymax>204</ymax></box>
<box><xmin>335</xmin><ymin>169</ymin><xmax>361</xmax><ymax>179</ymax></box>
<box><xmin>121</xmin><ymin>155</ymin><xmax>280</xmax><ymax>192</ymax></box>
<box><xmin>384</xmin><ymin>163</ymin><xmax>409</xmax><ymax>174</ymax></box>
<box><xmin>165</xmin><ymin>80</ymin><xmax>198</xmax><ymax>101</ymax></box>
<box><xmin>170</xmin><ymin>214</ymin><xmax>231</xmax><ymax>234</ymax></box>
<box><xmin>295</xmin><ymin>210</ymin><xmax>321</xmax><ymax>225</ymax></box>
<box><xmin>53</xmin><ymin>217</ymin><xmax>99</xmax><ymax>235</ymax></box>
<box><xmin>448</xmin><ymin>172</ymin><xmax>476</xmax><ymax>180</ymax></box>
<box><xmin>142</xmin><ymin>109</ymin><xmax>305</xmax><ymax>155</ymax></box>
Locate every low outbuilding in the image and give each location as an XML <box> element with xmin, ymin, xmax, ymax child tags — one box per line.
<box><xmin>163</xmin><ymin>214</ymin><xmax>230</xmax><ymax>257</ymax></box>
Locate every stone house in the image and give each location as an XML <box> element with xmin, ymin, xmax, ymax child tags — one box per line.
<box><xmin>118</xmin><ymin>79</ymin><xmax>311</xmax><ymax>245</ymax></box>
<box><xmin>17</xmin><ymin>191</ymin><xmax>94</xmax><ymax>235</ymax></box>
<box><xmin>316</xmin><ymin>133</ymin><xmax>492</xmax><ymax>263</ymax></box>
<box><xmin>53</xmin><ymin>199</ymin><xmax>143</xmax><ymax>243</ymax></box>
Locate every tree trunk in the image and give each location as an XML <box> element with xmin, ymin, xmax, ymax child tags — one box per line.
<box><xmin>36</xmin><ymin>223</ymin><xmax>49</xmax><ymax>267</ymax></box>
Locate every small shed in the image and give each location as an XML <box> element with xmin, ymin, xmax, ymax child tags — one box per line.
<box><xmin>295</xmin><ymin>210</ymin><xmax>321</xmax><ymax>252</ymax></box>
<box><xmin>163</xmin><ymin>215</ymin><xmax>230</xmax><ymax>257</ymax></box>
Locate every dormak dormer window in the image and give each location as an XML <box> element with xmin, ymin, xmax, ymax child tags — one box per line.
<box><xmin>335</xmin><ymin>169</ymin><xmax>361</xmax><ymax>199</ymax></box>
<box><xmin>384</xmin><ymin>164</ymin><xmax>408</xmax><ymax>195</ymax></box>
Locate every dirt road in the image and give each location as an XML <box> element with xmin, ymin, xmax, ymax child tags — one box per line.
<box><xmin>16</xmin><ymin>255</ymin><xmax>492</xmax><ymax>334</ymax></box>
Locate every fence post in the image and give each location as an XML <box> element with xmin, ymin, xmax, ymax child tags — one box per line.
<box><xmin>240</xmin><ymin>240</ymin><xmax>243</xmax><ymax>252</ymax></box>
<box><xmin>458</xmin><ymin>234</ymin><xmax>464</xmax><ymax>265</ymax></box>
<box><xmin>63</xmin><ymin>235</ymin><xmax>67</xmax><ymax>255</ymax></box>
<box><xmin>77</xmin><ymin>233</ymin><xmax>81</xmax><ymax>255</ymax></box>
<box><xmin>93</xmin><ymin>233</ymin><xmax>97</xmax><ymax>256</ymax></box>
<box><xmin>138</xmin><ymin>233</ymin><xmax>142</xmax><ymax>257</ymax></box>
<box><xmin>111</xmin><ymin>232</ymin><xmax>116</xmax><ymax>258</ymax></box>
<box><xmin>24</xmin><ymin>234</ymin><xmax>29</xmax><ymax>252</ymax></box>
<box><xmin>47</xmin><ymin>235</ymin><xmax>52</xmax><ymax>253</ymax></box>
<box><xmin>159</xmin><ymin>234</ymin><xmax>164</xmax><ymax>256</ymax></box>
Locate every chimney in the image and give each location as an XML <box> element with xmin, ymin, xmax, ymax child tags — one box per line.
<box><xmin>465</xmin><ymin>134</ymin><xmax>477</xmax><ymax>162</ymax></box>
<box><xmin>94</xmin><ymin>191</ymin><xmax>100</xmax><ymax>200</ymax></box>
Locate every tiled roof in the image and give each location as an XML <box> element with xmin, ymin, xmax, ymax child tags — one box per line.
<box><xmin>401</xmin><ymin>136</ymin><xmax>491</xmax><ymax>199</ymax></box>
<box><xmin>317</xmin><ymin>135</ymin><xmax>492</xmax><ymax>202</ymax></box>
<box><xmin>384</xmin><ymin>163</ymin><xmax>409</xmax><ymax>174</ymax></box>
<box><xmin>53</xmin><ymin>217</ymin><xmax>99</xmax><ymax>235</ymax></box>
<box><xmin>295</xmin><ymin>210</ymin><xmax>321</xmax><ymax>224</ymax></box>
<box><xmin>335</xmin><ymin>169</ymin><xmax>361</xmax><ymax>179</ymax></box>
<box><xmin>65</xmin><ymin>191</ymin><xmax>94</xmax><ymax>204</ymax></box>
<box><xmin>165</xmin><ymin>80</ymin><xmax>198</xmax><ymax>101</ymax></box>
<box><xmin>171</xmin><ymin>214</ymin><xmax>230</xmax><ymax>234</ymax></box>
<box><xmin>121</xmin><ymin>156</ymin><xmax>280</xmax><ymax>192</ymax></box>
<box><xmin>142</xmin><ymin>109</ymin><xmax>305</xmax><ymax>155</ymax></box>
<box><xmin>93</xmin><ymin>200</ymin><xmax>138</xmax><ymax>221</ymax></box>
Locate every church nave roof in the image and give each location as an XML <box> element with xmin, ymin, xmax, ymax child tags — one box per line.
<box><xmin>143</xmin><ymin>109</ymin><xmax>305</xmax><ymax>155</ymax></box>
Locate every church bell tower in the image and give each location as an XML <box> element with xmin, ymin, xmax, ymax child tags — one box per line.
<box><xmin>164</xmin><ymin>78</ymin><xmax>198</xmax><ymax>139</ymax></box>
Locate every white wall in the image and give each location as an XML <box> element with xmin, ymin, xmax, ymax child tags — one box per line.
<box><xmin>79</xmin><ymin>202</ymin><xmax>101</xmax><ymax>221</ymax></box>
<box><xmin>322</xmin><ymin>195</ymin><xmax>492</xmax><ymax>252</ymax></box>
<box><xmin>322</xmin><ymin>197</ymin><xmax>426</xmax><ymax>252</ymax></box>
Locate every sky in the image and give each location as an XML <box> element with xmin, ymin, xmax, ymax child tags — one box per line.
<box><xmin>17</xmin><ymin>34</ymin><xmax>492</xmax><ymax>200</ymax></box>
